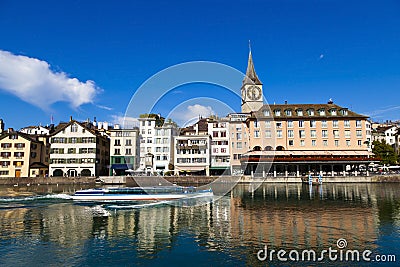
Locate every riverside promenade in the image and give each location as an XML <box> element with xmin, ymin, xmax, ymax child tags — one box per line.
<box><xmin>1</xmin><ymin>174</ymin><xmax>400</xmax><ymax>186</ymax></box>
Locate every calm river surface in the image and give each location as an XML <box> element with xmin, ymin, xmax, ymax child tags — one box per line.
<box><xmin>0</xmin><ymin>183</ymin><xmax>399</xmax><ymax>266</ymax></box>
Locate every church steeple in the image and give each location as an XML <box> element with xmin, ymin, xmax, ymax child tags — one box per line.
<box><xmin>241</xmin><ymin>44</ymin><xmax>264</xmax><ymax>113</ymax></box>
<box><xmin>243</xmin><ymin>49</ymin><xmax>262</xmax><ymax>85</ymax></box>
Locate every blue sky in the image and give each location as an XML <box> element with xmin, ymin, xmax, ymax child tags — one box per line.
<box><xmin>0</xmin><ymin>0</ymin><xmax>399</xmax><ymax>129</ymax></box>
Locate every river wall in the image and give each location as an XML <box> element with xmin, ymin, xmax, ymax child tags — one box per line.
<box><xmin>1</xmin><ymin>175</ymin><xmax>400</xmax><ymax>186</ymax></box>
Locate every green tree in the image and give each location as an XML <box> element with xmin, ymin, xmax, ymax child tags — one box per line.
<box><xmin>372</xmin><ymin>140</ymin><xmax>398</xmax><ymax>165</ymax></box>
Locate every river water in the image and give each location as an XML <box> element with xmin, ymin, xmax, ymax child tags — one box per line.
<box><xmin>0</xmin><ymin>183</ymin><xmax>399</xmax><ymax>266</ymax></box>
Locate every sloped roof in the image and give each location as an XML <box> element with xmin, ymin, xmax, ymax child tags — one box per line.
<box><xmin>0</xmin><ymin>131</ymin><xmax>43</xmax><ymax>144</ymax></box>
<box><xmin>252</xmin><ymin>103</ymin><xmax>368</xmax><ymax>119</ymax></box>
<box><xmin>243</xmin><ymin>51</ymin><xmax>262</xmax><ymax>85</ymax></box>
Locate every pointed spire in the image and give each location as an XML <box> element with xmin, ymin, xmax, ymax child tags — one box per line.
<box><xmin>243</xmin><ymin>43</ymin><xmax>262</xmax><ymax>85</ymax></box>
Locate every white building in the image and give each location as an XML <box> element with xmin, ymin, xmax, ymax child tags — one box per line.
<box><xmin>228</xmin><ymin>113</ymin><xmax>250</xmax><ymax>175</ymax></box>
<box><xmin>49</xmin><ymin>120</ymin><xmax>110</xmax><ymax>177</ymax></box>
<box><xmin>109</xmin><ymin>125</ymin><xmax>140</xmax><ymax>176</ymax></box>
<box><xmin>138</xmin><ymin>115</ymin><xmax>178</xmax><ymax>175</ymax></box>
<box><xmin>208</xmin><ymin>117</ymin><xmax>231</xmax><ymax>175</ymax></box>
<box><xmin>174</xmin><ymin>135</ymin><xmax>211</xmax><ymax>176</ymax></box>
<box><xmin>372</xmin><ymin>125</ymin><xmax>398</xmax><ymax>147</ymax></box>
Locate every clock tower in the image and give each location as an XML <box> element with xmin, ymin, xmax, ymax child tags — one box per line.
<box><xmin>241</xmin><ymin>49</ymin><xmax>263</xmax><ymax>113</ymax></box>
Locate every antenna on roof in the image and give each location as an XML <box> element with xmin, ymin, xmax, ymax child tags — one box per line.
<box><xmin>249</xmin><ymin>40</ymin><xmax>252</xmax><ymax>52</ymax></box>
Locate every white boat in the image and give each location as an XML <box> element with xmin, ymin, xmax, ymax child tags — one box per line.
<box><xmin>71</xmin><ymin>186</ymin><xmax>213</xmax><ymax>201</ymax></box>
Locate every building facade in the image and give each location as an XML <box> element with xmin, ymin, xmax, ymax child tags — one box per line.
<box><xmin>109</xmin><ymin>125</ymin><xmax>140</xmax><ymax>175</ymax></box>
<box><xmin>208</xmin><ymin>117</ymin><xmax>231</xmax><ymax>175</ymax></box>
<box><xmin>237</xmin><ymin>49</ymin><xmax>375</xmax><ymax>177</ymax></box>
<box><xmin>139</xmin><ymin>115</ymin><xmax>178</xmax><ymax>175</ymax></box>
<box><xmin>49</xmin><ymin>120</ymin><xmax>110</xmax><ymax>177</ymax></box>
<box><xmin>0</xmin><ymin>131</ymin><xmax>49</xmax><ymax>177</ymax></box>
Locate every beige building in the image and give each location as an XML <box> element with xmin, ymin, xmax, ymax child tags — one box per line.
<box><xmin>234</xmin><ymin>49</ymin><xmax>376</xmax><ymax>178</ymax></box>
<box><xmin>0</xmin><ymin>131</ymin><xmax>49</xmax><ymax>177</ymax></box>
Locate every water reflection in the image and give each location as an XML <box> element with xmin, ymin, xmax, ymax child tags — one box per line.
<box><xmin>0</xmin><ymin>183</ymin><xmax>399</xmax><ymax>266</ymax></box>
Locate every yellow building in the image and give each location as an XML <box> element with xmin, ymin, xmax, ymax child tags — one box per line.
<box><xmin>0</xmin><ymin>131</ymin><xmax>49</xmax><ymax>177</ymax></box>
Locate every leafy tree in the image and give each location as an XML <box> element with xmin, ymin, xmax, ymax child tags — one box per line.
<box><xmin>372</xmin><ymin>140</ymin><xmax>398</xmax><ymax>165</ymax></box>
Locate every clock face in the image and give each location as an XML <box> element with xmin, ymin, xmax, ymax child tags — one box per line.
<box><xmin>247</xmin><ymin>85</ymin><xmax>261</xmax><ymax>100</ymax></box>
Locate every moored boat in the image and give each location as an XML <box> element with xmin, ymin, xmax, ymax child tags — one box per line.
<box><xmin>71</xmin><ymin>186</ymin><xmax>213</xmax><ymax>201</ymax></box>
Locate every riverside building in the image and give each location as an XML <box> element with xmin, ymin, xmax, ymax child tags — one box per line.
<box><xmin>235</xmin><ymin>49</ymin><xmax>376</xmax><ymax>177</ymax></box>
<box><xmin>138</xmin><ymin>115</ymin><xmax>178</xmax><ymax>175</ymax></box>
<box><xmin>108</xmin><ymin>125</ymin><xmax>140</xmax><ymax>176</ymax></box>
<box><xmin>49</xmin><ymin>118</ymin><xmax>110</xmax><ymax>177</ymax></box>
<box><xmin>0</xmin><ymin>130</ymin><xmax>49</xmax><ymax>177</ymax></box>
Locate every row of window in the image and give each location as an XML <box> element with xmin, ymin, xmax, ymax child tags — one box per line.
<box><xmin>176</xmin><ymin>158</ymin><xmax>207</xmax><ymax>163</ymax></box>
<box><xmin>212</xmin><ymin>131</ymin><xmax>227</xmax><ymax>138</ymax></box>
<box><xmin>0</xmin><ymin>152</ymin><xmax>31</xmax><ymax>158</ymax></box>
<box><xmin>51</xmin><ymin>148</ymin><xmax>97</xmax><ymax>154</ymax></box>
<box><xmin>114</xmin><ymin>139</ymin><xmax>133</xmax><ymax>146</ymax></box>
<box><xmin>115</xmin><ymin>132</ymin><xmax>133</xmax><ymax>137</ymax></box>
<box><xmin>263</xmin><ymin>108</ymin><xmax>348</xmax><ymax>117</ymax></box>
<box><xmin>0</xmin><ymin>161</ymin><xmax>24</xmax><ymax>167</ymax></box>
<box><xmin>51</xmin><ymin>137</ymin><xmax>96</xmax><ymax>143</ymax></box>
<box><xmin>50</xmin><ymin>158</ymin><xmax>96</xmax><ymax>164</ymax></box>
<box><xmin>211</xmin><ymin>140</ymin><xmax>229</xmax><ymax>145</ymax></box>
<box><xmin>114</xmin><ymin>148</ymin><xmax>133</xmax><ymax>155</ymax></box>
<box><xmin>0</xmin><ymin>143</ymin><xmax>26</xmax><ymax>148</ymax></box>
<box><xmin>254</xmin><ymin>120</ymin><xmax>362</xmax><ymax>128</ymax></box>
<box><xmin>0</xmin><ymin>171</ymin><xmax>9</xmax><ymax>175</ymax></box>
<box><xmin>176</xmin><ymin>149</ymin><xmax>207</xmax><ymax>155</ymax></box>
<box><xmin>286</xmin><ymin>139</ymin><xmax>364</xmax><ymax>147</ymax></box>
<box><xmin>233</xmin><ymin>142</ymin><xmax>248</xmax><ymax>149</ymax></box>
<box><xmin>212</xmin><ymin>148</ymin><xmax>227</xmax><ymax>153</ymax></box>
<box><xmin>255</xmin><ymin>129</ymin><xmax>363</xmax><ymax>138</ymax></box>
<box><xmin>176</xmin><ymin>140</ymin><xmax>208</xmax><ymax>146</ymax></box>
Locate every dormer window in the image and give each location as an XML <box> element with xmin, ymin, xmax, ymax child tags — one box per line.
<box><xmin>263</xmin><ymin>110</ymin><xmax>270</xmax><ymax>116</ymax></box>
<box><xmin>341</xmin><ymin>109</ymin><xmax>348</xmax><ymax>116</ymax></box>
<box><xmin>285</xmin><ymin>109</ymin><xmax>292</xmax><ymax>116</ymax></box>
<box><xmin>319</xmin><ymin>109</ymin><xmax>326</xmax><ymax>116</ymax></box>
<box><xmin>274</xmin><ymin>109</ymin><xmax>281</xmax><ymax>116</ymax></box>
<box><xmin>71</xmin><ymin>124</ymin><xmax>78</xmax><ymax>132</ymax></box>
<box><xmin>330</xmin><ymin>109</ymin><xmax>337</xmax><ymax>116</ymax></box>
<box><xmin>297</xmin><ymin>109</ymin><xmax>303</xmax><ymax>116</ymax></box>
<box><xmin>307</xmin><ymin>109</ymin><xmax>314</xmax><ymax>116</ymax></box>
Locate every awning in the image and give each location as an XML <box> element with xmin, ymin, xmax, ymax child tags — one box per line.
<box><xmin>111</xmin><ymin>164</ymin><xmax>133</xmax><ymax>170</ymax></box>
<box><xmin>210</xmin><ymin>166</ymin><xmax>230</xmax><ymax>170</ymax></box>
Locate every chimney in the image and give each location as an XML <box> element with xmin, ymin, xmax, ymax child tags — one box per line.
<box><xmin>328</xmin><ymin>98</ymin><xmax>334</xmax><ymax>104</ymax></box>
<box><xmin>284</xmin><ymin>100</ymin><xmax>288</xmax><ymax>105</ymax></box>
<box><xmin>69</xmin><ymin>116</ymin><xmax>73</xmax><ymax>122</ymax></box>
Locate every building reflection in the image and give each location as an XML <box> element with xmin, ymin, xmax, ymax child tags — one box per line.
<box><xmin>0</xmin><ymin>183</ymin><xmax>399</xmax><ymax>260</ymax></box>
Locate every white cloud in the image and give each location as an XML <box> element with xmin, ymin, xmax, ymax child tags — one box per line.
<box><xmin>0</xmin><ymin>50</ymin><xmax>100</xmax><ymax>110</ymax></box>
<box><xmin>110</xmin><ymin>114</ymin><xmax>139</xmax><ymax>128</ymax></box>
<box><xmin>170</xmin><ymin>104</ymin><xmax>215</xmax><ymax>127</ymax></box>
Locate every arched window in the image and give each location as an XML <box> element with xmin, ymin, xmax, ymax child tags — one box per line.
<box><xmin>53</xmin><ymin>169</ymin><xmax>63</xmax><ymax>177</ymax></box>
<box><xmin>253</xmin><ymin>146</ymin><xmax>262</xmax><ymax>151</ymax></box>
<box><xmin>276</xmin><ymin>146</ymin><xmax>285</xmax><ymax>151</ymax></box>
<box><xmin>265</xmin><ymin>146</ymin><xmax>273</xmax><ymax>151</ymax></box>
<box><xmin>81</xmin><ymin>169</ymin><xmax>92</xmax><ymax>177</ymax></box>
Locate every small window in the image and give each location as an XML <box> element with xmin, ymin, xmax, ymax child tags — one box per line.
<box><xmin>330</xmin><ymin>109</ymin><xmax>337</xmax><ymax>116</ymax></box>
<box><xmin>274</xmin><ymin>109</ymin><xmax>281</xmax><ymax>116</ymax></box>
<box><xmin>71</xmin><ymin>124</ymin><xmax>78</xmax><ymax>132</ymax></box>
<box><xmin>297</xmin><ymin>109</ymin><xmax>303</xmax><ymax>116</ymax></box>
<box><xmin>263</xmin><ymin>110</ymin><xmax>270</xmax><ymax>116</ymax></box>
<box><xmin>319</xmin><ymin>109</ymin><xmax>326</xmax><ymax>116</ymax></box>
<box><xmin>307</xmin><ymin>109</ymin><xmax>314</xmax><ymax>116</ymax></box>
<box><xmin>285</xmin><ymin>109</ymin><xmax>292</xmax><ymax>116</ymax></box>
